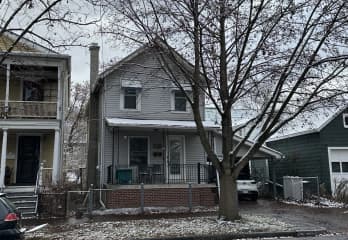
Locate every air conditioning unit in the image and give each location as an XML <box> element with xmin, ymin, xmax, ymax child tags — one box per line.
<box><xmin>283</xmin><ymin>176</ymin><xmax>303</xmax><ymax>201</ymax></box>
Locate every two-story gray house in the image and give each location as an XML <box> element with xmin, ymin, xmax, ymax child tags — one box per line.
<box><xmin>87</xmin><ymin>42</ymin><xmax>282</xmax><ymax>208</ymax></box>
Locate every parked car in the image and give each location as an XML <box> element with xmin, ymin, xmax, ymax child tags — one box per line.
<box><xmin>237</xmin><ymin>180</ymin><xmax>259</xmax><ymax>201</ymax></box>
<box><xmin>0</xmin><ymin>193</ymin><xmax>24</xmax><ymax>240</ymax></box>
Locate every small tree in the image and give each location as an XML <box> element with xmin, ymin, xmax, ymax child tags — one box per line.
<box><xmin>64</xmin><ymin>81</ymin><xmax>89</xmax><ymax>169</ymax></box>
<box><xmin>96</xmin><ymin>0</ymin><xmax>348</xmax><ymax>220</ymax></box>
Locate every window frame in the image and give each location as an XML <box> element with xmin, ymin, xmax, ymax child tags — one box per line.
<box><xmin>343</xmin><ymin>113</ymin><xmax>348</xmax><ymax>128</ymax></box>
<box><xmin>120</xmin><ymin>87</ymin><xmax>141</xmax><ymax>111</ymax></box>
<box><xmin>171</xmin><ymin>90</ymin><xmax>190</xmax><ymax>113</ymax></box>
<box><xmin>128</xmin><ymin>136</ymin><xmax>150</xmax><ymax>168</ymax></box>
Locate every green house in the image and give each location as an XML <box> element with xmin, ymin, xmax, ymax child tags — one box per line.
<box><xmin>267</xmin><ymin>107</ymin><xmax>348</xmax><ymax>195</ymax></box>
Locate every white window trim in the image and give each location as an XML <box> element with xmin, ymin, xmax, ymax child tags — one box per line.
<box><xmin>170</xmin><ymin>90</ymin><xmax>190</xmax><ymax>113</ymax></box>
<box><xmin>343</xmin><ymin>113</ymin><xmax>348</xmax><ymax>128</ymax></box>
<box><xmin>120</xmin><ymin>87</ymin><xmax>141</xmax><ymax>111</ymax></box>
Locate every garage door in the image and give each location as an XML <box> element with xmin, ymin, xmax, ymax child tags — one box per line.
<box><xmin>328</xmin><ymin>148</ymin><xmax>348</xmax><ymax>194</ymax></box>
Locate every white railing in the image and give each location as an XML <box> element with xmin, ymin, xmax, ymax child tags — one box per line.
<box><xmin>6</xmin><ymin>101</ymin><xmax>57</xmax><ymax>118</ymax></box>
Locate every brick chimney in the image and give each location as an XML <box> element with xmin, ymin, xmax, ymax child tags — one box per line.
<box><xmin>89</xmin><ymin>43</ymin><xmax>100</xmax><ymax>92</ymax></box>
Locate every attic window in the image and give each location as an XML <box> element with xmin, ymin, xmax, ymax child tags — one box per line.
<box><xmin>343</xmin><ymin>113</ymin><xmax>348</xmax><ymax>128</ymax></box>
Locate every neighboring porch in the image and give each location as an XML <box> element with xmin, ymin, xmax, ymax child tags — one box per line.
<box><xmin>0</xmin><ymin>64</ymin><xmax>59</xmax><ymax>119</ymax></box>
<box><xmin>0</xmin><ymin>128</ymin><xmax>61</xmax><ymax>189</ymax></box>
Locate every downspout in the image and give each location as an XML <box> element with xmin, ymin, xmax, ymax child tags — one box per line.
<box><xmin>99</xmin><ymin>81</ymin><xmax>106</xmax><ymax>209</ymax></box>
<box><xmin>111</xmin><ymin>127</ymin><xmax>114</xmax><ymax>184</ymax></box>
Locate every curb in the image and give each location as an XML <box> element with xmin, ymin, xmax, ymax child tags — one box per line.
<box><xmin>140</xmin><ymin>229</ymin><xmax>328</xmax><ymax>240</ymax></box>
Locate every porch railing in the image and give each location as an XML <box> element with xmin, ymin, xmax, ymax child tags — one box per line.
<box><xmin>112</xmin><ymin>163</ymin><xmax>217</xmax><ymax>185</ymax></box>
<box><xmin>0</xmin><ymin>100</ymin><xmax>57</xmax><ymax>118</ymax></box>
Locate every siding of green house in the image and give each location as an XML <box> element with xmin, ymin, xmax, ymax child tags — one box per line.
<box><xmin>319</xmin><ymin>109</ymin><xmax>348</xmax><ymax>191</ymax></box>
<box><xmin>267</xmin><ymin>109</ymin><xmax>348</xmax><ymax>193</ymax></box>
<box><xmin>268</xmin><ymin>133</ymin><xmax>323</xmax><ymax>185</ymax></box>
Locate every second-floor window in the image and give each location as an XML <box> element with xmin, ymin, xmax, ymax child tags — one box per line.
<box><xmin>173</xmin><ymin>90</ymin><xmax>188</xmax><ymax>112</ymax></box>
<box><xmin>122</xmin><ymin>87</ymin><xmax>141</xmax><ymax>110</ymax></box>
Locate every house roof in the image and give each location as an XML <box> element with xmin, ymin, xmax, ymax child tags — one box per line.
<box><xmin>0</xmin><ymin>31</ymin><xmax>58</xmax><ymax>54</ymax></box>
<box><xmin>106</xmin><ymin>118</ymin><xmax>220</xmax><ymax>130</ymax></box>
<box><xmin>232</xmin><ymin>134</ymin><xmax>284</xmax><ymax>159</ymax></box>
<box><xmin>269</xmin><ymin>105</ymin><xmax>348</xmax><ymax>141</ymax></box>
<box><xmin>93</xmin><ymin>39</ymin><xmax>204</xmax><ymax>93</ymax></box>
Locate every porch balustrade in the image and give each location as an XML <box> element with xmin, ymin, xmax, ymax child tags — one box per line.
<box><xmin>0</xmin><ymin>100</ymin><xmax>57</xmax><ymax>118</ymax></box>
<box><xmin>110</xmin><ymin>163</ymin><xmax>216</xmax><ymax>185</ymax></box>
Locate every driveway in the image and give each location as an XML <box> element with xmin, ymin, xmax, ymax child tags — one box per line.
<box><xmin>240</xmin><ymin>199</ymin><xmax>348</xmax><ymax>234</ymax></box>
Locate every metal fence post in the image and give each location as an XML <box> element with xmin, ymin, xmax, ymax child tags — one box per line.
<box><xmin>140</xmin><ymin>183</ymin><xmax>144</xmax><ymax>214</ymax></box>
<box><xmin>197</xmin><ymin>163</ymin><xmax>201</xmax><ymax>184</ymax></box>
<box><xmin>188</xmin><ymin>183</ymin><xmax>192</xmax><ymax>212</ymax></box>
<box><xmin>88</xmin><ymin>184</ymin><xmax>93</xmax><ymax>216</ymax></box>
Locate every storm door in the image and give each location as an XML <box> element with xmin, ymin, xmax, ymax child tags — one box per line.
<box><xmin>167</xmin><ymin>135</ymin><xmax>185</xmax><ymax>183</ymax></box>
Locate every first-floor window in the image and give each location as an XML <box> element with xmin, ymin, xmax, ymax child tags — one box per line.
<box><xmin>129</xmin><ymin>137</ymin><xmax>148</xmax><ymax>171</ymax></box>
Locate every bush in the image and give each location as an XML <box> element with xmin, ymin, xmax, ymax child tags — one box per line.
<box><xmin>334</xmin><ymin>180</ymin><xmax>348</xmax><ymax>203</ymax></box>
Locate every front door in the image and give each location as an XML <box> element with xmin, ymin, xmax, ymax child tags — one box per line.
<box><xmin>16</xmin><ymin>136</ymin><xmax>40</xmax><ymax>184</ymax></box>
<box><xmin>167</xmin><ymin>135</ymin><xmax>185</xmax><ymax>183</ymax></box>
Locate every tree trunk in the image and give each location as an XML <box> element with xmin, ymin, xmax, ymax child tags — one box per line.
<box><xmin>219</xmin><ymin>174</ymin><xmax>240</xmax><ymax>220</ymax></box>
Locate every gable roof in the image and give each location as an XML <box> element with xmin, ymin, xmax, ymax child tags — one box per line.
<box><xmin>269</xmin><ymin>105</ymin><xmax>348</xmax><ymax>141</ymax></box>
<box><xmin>0</xmin><ymin>31</ymin><xmax>58</xmax><ymax>54</ymax></box>
<box><xmin>93</xmin><ymin>39</ymin><xmax>205</xmax><ymax>93</ymax></box>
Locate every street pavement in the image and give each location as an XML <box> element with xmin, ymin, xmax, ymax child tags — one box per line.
<box><xmin>239</xmin><ymin>199</ymin><xmax>348</xmax><ymax>239</ymax></box>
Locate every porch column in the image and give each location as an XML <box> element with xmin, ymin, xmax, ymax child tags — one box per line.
<box><xmin>52</xmin><ymin>129</ymin><xmax>61</xmax><ymax>185</ymax></box>
<box><xmin>0</xmin><ymin>129</ymin><xmax>8</xmax><ymax>189</ymax></box>
<box><xmin>4</xmin><ymin>64</ymin><xmax>10</xmax><ymax>117</ymax></box>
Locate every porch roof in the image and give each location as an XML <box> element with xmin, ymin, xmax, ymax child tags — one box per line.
<box><xmin>105</xmin><ymin>118</ymin><xmax>220</xmax><ymax>130</ymax></box>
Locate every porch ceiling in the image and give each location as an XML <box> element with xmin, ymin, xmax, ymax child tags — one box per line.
<box><xmin>106</xmin><ymin>117</ymin><xmax>220</xmax><ymax>130</ymax></box>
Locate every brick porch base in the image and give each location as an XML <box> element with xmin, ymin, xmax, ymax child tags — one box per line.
<box><xmin>105</xmin><ymin>184</ymin><xmax>218</xmax><ymax>208</ymax></box>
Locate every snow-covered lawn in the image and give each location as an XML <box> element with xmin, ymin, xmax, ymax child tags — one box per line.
<box><xmin>281</xmin><ymin>197</ymin><xmax>348</xmax><ymax>208</ymax></box>
<box><xmin>26</xmin><ymin>214</ymin><xmax>294</xmax><ymax>240</ymax></box>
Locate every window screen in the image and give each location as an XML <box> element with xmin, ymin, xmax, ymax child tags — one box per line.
<box><xmin>174</xmin><ymin>91</ymin><xmax>186</xmax><ymax>111</ymax></box>
<box><xmin>124</xmin><ymin>88</ymin><xmax>137</xmax><ymax>109</ymax></box>
<box><xmin>129</xmin><ymin>137</ymin><xmax>148</xmax><ymax>170</ymax></box>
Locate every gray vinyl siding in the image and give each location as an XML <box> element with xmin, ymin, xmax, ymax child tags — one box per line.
<box><xmin>104</xmin><ymin>49</ymin><xmax>205</xmax><ymax>121</ymax></box>
<box><xmin>185</xmin><ymin>134</ymin><xmax>206</xmax><ymax>164</ymax></box>
<box><xmin>103</xmin><ymin>126</ymin><xmax>113</xmax><ymax>183</ymax></box>
<box><xmin>268</xmin><ymin>133</ymin><xmax>321</xmax><ymax>185</ymax></box>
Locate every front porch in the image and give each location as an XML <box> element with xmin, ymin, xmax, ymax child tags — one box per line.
<box><xmin>108</xmin><ymin>163</ymin><xmax>216</xmax><ymax>185</ymax></box>
<box><xmin>102</xmin><ymin>118</ymin><xmax>220</xmax><ymax>187</ymax></box>
<box><xmin>0</xmin><ymin>128</ymin><xmax>61</xmax><ymax>189</ymax></box>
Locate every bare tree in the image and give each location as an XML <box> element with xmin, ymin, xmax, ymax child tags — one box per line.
<box><xmin>64</xmin><ymin>81</ymin><xmax>89</xmax><ymax>158</ymax></box>
<box><xmin>96</xmin><ymin>0</ymin><xmax>348</xmax><ymax>220</ymax></box>
<box><xmin>0</xmin><ymin>0</ymin><xmax>99</xmax><ymax>61</ymax></box>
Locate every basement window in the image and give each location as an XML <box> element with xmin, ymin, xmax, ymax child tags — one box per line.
<box><xmin>343</xmin><ymin>113</ymin><xmax>348</xmax><ymax>128</ymax></box>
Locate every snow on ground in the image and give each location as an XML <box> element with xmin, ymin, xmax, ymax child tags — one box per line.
<box><xmin>281</xmin><ymin>197</ymin><xmax>348</xmax><ymax>208</ymax></box>
<box><xmin>26</xmin><ymin>214</ymin><xmax>294</xmax><ymax>240</ymax></box>
<box><xmin>92</xmin><ymin>206</ymin><xmax>218</xmax><ymax>216</ymax></box>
